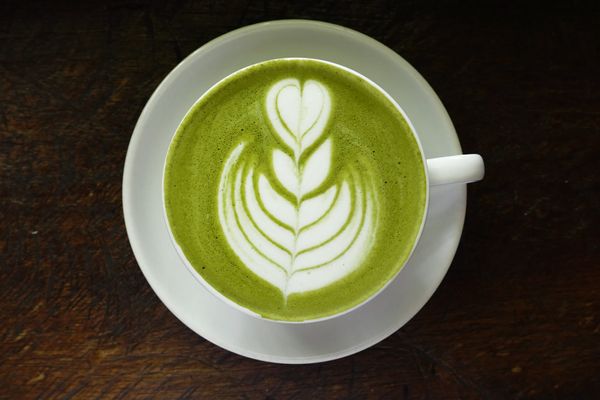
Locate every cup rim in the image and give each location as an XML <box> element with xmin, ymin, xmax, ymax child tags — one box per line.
<box><xmin>162</xmin><ymin>57</ymin><xmax>430</xmax><ymax>324</ymax></box>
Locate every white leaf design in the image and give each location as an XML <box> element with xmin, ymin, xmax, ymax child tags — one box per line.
<box><xmin>297</xmin><ymin>180</ymin><xmax>351</xmax><ymax>252</ymax></box>
<box><xmin>257</xmin><ymin>174</ymin><xmax>295</xmax><ymax>228</ymax></box>
<box><xmin>272</xmin><ymin>149</ymin><xmax>298</xmax><ymax>195</ymax></box>
<box><xmin>301</xmin><ymin>138</ymin><xmax>331</xmax><ymax>196</ymax></box>
<box><xmin>233</xmin><ymin>168</ymin><xmax>291</xmax><ymax>268</ymax></box>
<box><xmin>218</xmin><ymin>78</ymin><xmax>378</xmax><ymax>300</ymax></box>
<box><xmin>217</xmin><ymin>143</ymin><xmax>287</xmax><ymax>291</ymax></box>
<box><xmin>298</xmin><ymin>185</ymin><xmax>337</xmax><ymax>228</ymax></box>
<box><xmin>244</xmin><ymin>167</ymin><xmax>294</xmax><ymax>250</ymax></box>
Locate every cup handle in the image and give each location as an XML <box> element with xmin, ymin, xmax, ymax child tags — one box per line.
<box><xmin>426</xmin><ymin>154</ymin><xmax>485</xmax><ymax>186</ymax></box>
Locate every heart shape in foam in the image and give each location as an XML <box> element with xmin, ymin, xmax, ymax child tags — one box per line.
<box><xmin>267</xmin><ymin>79</ymin><xmax>331</xmax><ymax>157</ymax></box>
<box><xmin>277</xmin><ymin>82</ymin><xmax>325</xmax><ymax>139</ymax></box>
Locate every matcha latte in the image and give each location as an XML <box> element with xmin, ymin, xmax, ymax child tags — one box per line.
<box><xmin>164</xmin><ymin>59</ymin><xmax>427</xmax><ymax>321</ymax></box>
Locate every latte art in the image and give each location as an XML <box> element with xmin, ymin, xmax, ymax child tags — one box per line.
<box><xmin>218</xmin><ymin>79</ymin><xmax>377</xmax><ymax>298</ymax></box>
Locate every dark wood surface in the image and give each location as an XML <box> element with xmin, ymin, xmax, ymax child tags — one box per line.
<box><xmin>1</xmin><ymin>1</ymin><xmax>598</xmax><ymax>398</ymax></box>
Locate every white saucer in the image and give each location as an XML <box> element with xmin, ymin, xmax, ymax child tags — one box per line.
<box><xmin>123</xmin><ymin>20</ymin><xmax>465</xmax><ymax>364</ymax></box>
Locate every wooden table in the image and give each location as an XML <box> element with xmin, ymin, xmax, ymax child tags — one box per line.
<box><xmin>2</xmin><ymin>2</ymin><xmax>598</xmax><ymax>398</ymax></box>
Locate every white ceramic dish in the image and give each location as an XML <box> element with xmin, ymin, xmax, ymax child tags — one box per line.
<box><xmin>123</xmin><ymin>19</ymin><xmax>466</xmax><ymax>364</ymax></box>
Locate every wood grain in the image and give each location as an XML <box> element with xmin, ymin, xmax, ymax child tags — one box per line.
<box><xmin>1</xmin><ymin>1</ymin><xmax>598</xmax><ymax>398</ymax></box>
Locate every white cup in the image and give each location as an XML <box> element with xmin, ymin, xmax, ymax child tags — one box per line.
<box><xmin>163</xmin><ymin>58</ymin><xmax>484</xmax><ymax>324</ymax></box>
